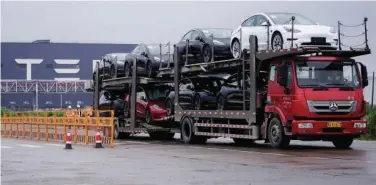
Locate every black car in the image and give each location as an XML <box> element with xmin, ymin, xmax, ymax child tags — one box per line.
<box><xmin>124</xmin><ymin>43</ymin><xmax>173</xmax><ymax>78</ymax></box>
<box><xmin>97</xmin><ymin>90</ymin><xmax>125</xmax><ymax>117</ymax></box>
<box><xmin>165</xmin><ymin>74</ymin><xmax>230</xmax><ymax>115</ymax></box>
<box><xmin>216</xmin><ymin>72</ymin><xmax>251</xmax><ymax>110</ymax></box>
<box><xmin>93</xmin><ymin>53</ymin><xmax>129</xmax><ymax>84</ymax></box>
<box><xmin>175</xmin><ymin>28</ymin><xmax>233</xmax><ymax>64</ymax></box>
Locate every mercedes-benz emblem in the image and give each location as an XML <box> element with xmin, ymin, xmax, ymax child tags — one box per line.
<box><xmin>329</xmin><ymin>101</ymin><xmax>338</xmax><ymax>112</ymax></box>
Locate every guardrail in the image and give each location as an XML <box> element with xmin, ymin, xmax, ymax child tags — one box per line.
<box><xmin>1</xmin><ymin>109</ymin><xmax>115</xmax><ymax>148</ymax></box>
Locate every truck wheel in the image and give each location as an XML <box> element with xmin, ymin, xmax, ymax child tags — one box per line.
<box><xmin>114</xmin><ymin>124</ymin><xmax>130</xmax><ymax>139</ymax></box>
<box><xmin>332</xmin><ymin>137</ymin><xmax>354</xmax><ymax>149</ymax></box>
<box><xmin>181</xmin><ymin>117</ymin><xmax>207</xmax><ymax>144</ymax></box>
<box><xmin>268</xmin><ymin>117</ymin><xmax>290</xmax><ymax>149</ymax></box>
<box><xmin>233</xmin><ymin>138</ymin><xmax>255</xmax><ymax>146</ymax></box>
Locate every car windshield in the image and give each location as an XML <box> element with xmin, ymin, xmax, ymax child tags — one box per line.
<box><xmin>146</xmin><ymin>44</ymin><xmax>170</xmax><ymax>55</ymax></box>
<box><xmin>295</xmin><ymin>60</ymin><xmax>360</xmax><ymax>88</ymax></box>
<box><xmin>191</xmin><ymin>77</ymin><xmax>225</xmax><ymax>92</ymax></box>
<box><xmin>145</xmin><ymin>86</ymin><xmax>171</xmax><ymax>101</ymax></box>
<box><xmin>201</xmin><ymin>29</ymin><xmax>232</xmax><ymax>39</ymax></box>
<box><xmin>267</xmin><ymin>13</ymin><xmax>317</xmax><ymax>25</ymax></box>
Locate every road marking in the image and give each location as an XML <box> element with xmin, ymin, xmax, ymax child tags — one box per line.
<box><xmin>19</xmin><ymin>144</ymin><xmax>43</xmax><ymax>148</ymax></box>
<box><xmin>1</xmin><ymin>145</ymin><xmax>12</xmax><ymax>149</ymax></box>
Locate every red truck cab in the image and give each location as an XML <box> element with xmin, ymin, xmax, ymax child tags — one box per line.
<box><xmin>262</xmin><ymin>54</ymin><xmax>368</xmax><ymax>149</ymax></box>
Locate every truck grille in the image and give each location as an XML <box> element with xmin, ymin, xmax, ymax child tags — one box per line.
<box><xmin>307</xmin><ymin>100</ymin><xmax>357</xmax><ymax>114</ymax></box>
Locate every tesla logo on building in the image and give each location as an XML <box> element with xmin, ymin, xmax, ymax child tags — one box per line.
<box><xmin>15</xmin><ymin>58</ymin><xmax>101</xmax><ymax>80</ymax></box>
<box><xmin>15</xmin><ymin>59</ymin><xmax>43</xmax><ymax>80</ymax></box>
<box><xmin>54</xmin><ymin>59</ymin><xmax>80</xmax><ymax>81</ymax></box>
<box><xmin>329</xmin><ymin>101</ymin><xmax>338</xmax><ymax>112</ymax></box>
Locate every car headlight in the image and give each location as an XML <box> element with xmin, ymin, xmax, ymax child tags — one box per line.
<box><xmin>153</xmin><ymin>105</ymin><xmax>163</xmax><ymax>110</ymax></box>
<box><xmin>329</xmin><ymin>27</ymin><xmax>336</xmax><ymax>34</ymax></box>
<box><xmin>283</xmin><ymin>26</ymin><xmax>301</xmax><ymax>33</ymax></box>
<box><xmin>213</xmin><ymin>40</ymin><xmax>225</xmax><ymax>45</ymax></box>
<box><xmin>154</xmin><ymin>56</ymin><xmax>161</xmax><ymax>61</ymax></box>
<box><xmin>298</xmin><ymin>123</ymin><xmax>313</xmax><ymax>129</ymax></box>
<box><xmin>354</xmin><ymin>122</ymin><xmax>367</xmax><ymax>128</ymax></box>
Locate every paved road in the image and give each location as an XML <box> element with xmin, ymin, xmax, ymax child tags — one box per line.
<box><xmin>2</xmin><ymin>135</ymin><xmax>376</xmax><ymax>185</ymax></box>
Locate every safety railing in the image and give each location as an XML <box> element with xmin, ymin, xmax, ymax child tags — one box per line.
<box><xmin>1</xmin><ymin>109</ymin><xmax>115</xmax><ymax>148</ymax></box>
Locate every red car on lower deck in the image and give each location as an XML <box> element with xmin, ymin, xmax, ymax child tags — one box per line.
<box><xmin>123</xmin><ymin>85</ymin><xmax>173</xmax><ymax>124</ymax></box>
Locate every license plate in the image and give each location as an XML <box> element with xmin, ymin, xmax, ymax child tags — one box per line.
<box><xmin>327</xmin><ymin>121</ymin><xmax>341</xmax><ymax>127</ymax></box>
<box><xmin>311</xmin><ymin>37</ymin><xmax>326</xmax><ymax>44</ymax></box>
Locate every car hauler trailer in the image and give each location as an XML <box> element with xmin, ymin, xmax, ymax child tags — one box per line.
<box><xmin>92</xmin><ymin>17</ymin><xmax>371</xmax><ymax>149</ymax></box>
<box><xmin>171</xmin><ymin>35</ymin><xmax>370</xmax><ymax>149</ymax></box>
<box><xmin>93</xmin><ymin>62</ymin><xmax>178</xmax><ymax>139</ymax></box>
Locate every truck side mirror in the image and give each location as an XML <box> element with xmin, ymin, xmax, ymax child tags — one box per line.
<box><xmin>358</xmin><ymin>62</ymin><xmax>368</xmax><ymax>88</ymax></box>
<box><xmin>277</xmin><ymin>63</ymin><xmax>288</xmax><ymax>87</ymax></box>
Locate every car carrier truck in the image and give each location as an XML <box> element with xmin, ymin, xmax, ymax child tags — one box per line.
<box><xmin>92</xmin><ymin>18</ymin><xmax>371</xmax><ymax>149</ymax></box>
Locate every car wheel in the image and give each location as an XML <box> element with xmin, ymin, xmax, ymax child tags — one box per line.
<box><xmin>124</xmin><ymin>62</ymin><xmax>131</xmax><ymax>77</ymax></box>
<box><xmin>145</xmin><ymin>108</ymin><xmax>152</xmax><ymax>124</ymax></box>
<box><xmin>202</xmin><ymin>45</ymin><xmax>212</xmax><ymax>63</ymax></box>
<box><xmin>231</xmin><ymin>39</ymin><xmax>241</xmax><ymax>59</ymax></box>
<box><xmin>193</xmin><ymin>95</ymin><xmax>201</xmax><ymax>110</ymax></box>
<box><xmin>146</xmin><ymin>61</ymin><xmax>153</xmax><ymax>78</ymax></box>
<box><xmin>166</xmin><ymin>99</ymin><xmax>174</xmax><ymax>116</ymax></box>
<box><xmin>271</xmin><ymin>32</ymin><xmax>283</xmax><ymax>50</ymax></box>
<box><xmin>268</xmin><ymin>117</ymin><xmax>290</xmax><ymax>148</ymax></box>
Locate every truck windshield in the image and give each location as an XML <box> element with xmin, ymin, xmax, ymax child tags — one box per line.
<box><xmin>295</xmin><ymin>60</ymin><xmax>360</xmax><ymax>88</ymax></box>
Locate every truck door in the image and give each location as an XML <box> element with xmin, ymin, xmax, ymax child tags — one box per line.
<box><xmin>267</xmin><ymin>60</ymin><xmax>294</xmax><ymax>120</ymax></box>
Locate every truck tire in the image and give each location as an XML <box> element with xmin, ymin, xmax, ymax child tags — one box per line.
<box><xmin>181</xmin><ymin>117</ymin><xmax>207</xmax><ymax>144</ymax></box>
<box><xmin>268</xmin><ymin>117</ymin><xmax>290</xmax><ymax>149</ymax></box>
<box><xmin>332</xmin><ymin>137</ymin><xmax>354</xmax><ymax>149</ymax></box>
<box><xmin>114</xmin><ymin>124</ymin><xmax>130</xmax><ymax>139</ymax></box>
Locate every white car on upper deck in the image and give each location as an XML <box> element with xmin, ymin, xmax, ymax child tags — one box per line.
<box><xmin>230</xmin><ymin>12</ymin><xmax>338</xmax><ymax>58</ymax></box>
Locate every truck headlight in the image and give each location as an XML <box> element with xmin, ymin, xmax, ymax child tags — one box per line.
<box><xmin>354</xmin><ymin>122</ymin><xmax>367</xmax><ymax>128</ymax></box>
<box><xmin>298</xmin><ymin>123</ymin><xmax>313</xmax><ymax>129</ymax></box>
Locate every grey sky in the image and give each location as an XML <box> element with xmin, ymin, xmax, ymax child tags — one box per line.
<box><xmin>1</xmin><ymin>1</ymin><xmax>375</xmax><ymax>72</ymax></box>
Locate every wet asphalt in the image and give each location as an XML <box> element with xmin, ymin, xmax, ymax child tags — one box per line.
<box><xmin>2</xmin><ymin>134</ymin><xmax>376</xmax><ymax>185</ymax></box>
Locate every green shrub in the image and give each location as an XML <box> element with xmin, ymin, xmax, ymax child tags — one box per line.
<box><xmin>364</xmin><ymin>105</ymin><xmax>376</xmax><ymax>140</ymax></box>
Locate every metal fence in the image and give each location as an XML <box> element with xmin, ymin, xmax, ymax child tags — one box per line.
<box><xmin>1</xmin><ymin>109</ymin><xmax>115</xmax><ymax>148</ymax></box>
